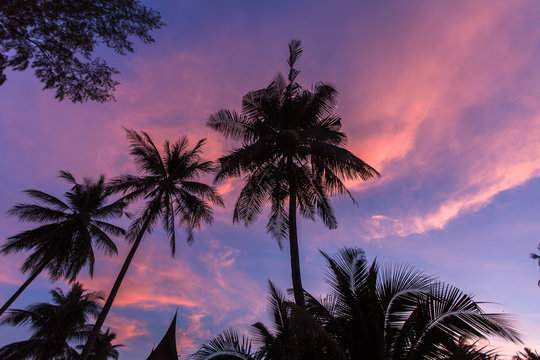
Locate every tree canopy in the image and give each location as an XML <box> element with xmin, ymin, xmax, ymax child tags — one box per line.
<box><xmin>0</xmin><ymin>282</ymin><xmax>102</xmax><ymax>360</ymax></box>
<box><xmin>0</xmin><ymin>0</ymin><xmax>163</xmax><ymax>102</ymax></box>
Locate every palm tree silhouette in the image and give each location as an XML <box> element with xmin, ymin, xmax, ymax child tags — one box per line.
<box><xmin>208</xmin><ymin>40</ymin><xmax>380</xmax><ymax>309</ymax></box>
<box><xmin>308</xmin><ymin>248</ymin><xmax>521</xmax><ymax>359</ymax></box>
<box><xmin>192</xmin><ymin>248</ymin><xmax>521</xmax><ymax>360</ymax></box>
<box><xmin>81</xmin><ymin>128</ymin><xmax>223</xmax><ymax>359</ymax></box>
<box><xmin>0</xmin><ymin>282</ymin><xmax>102</xmax><ymax>359</ymax></box>
<box><xmin>0</xmin><ymin>171</ymin><xmax>125</xmax><ymax>317</ymax></box>
<box><xmin>191</xmin><ymin>281</ymin><xmax>344</xmax><ymax>360</ymax></box>
<box><xmin>251</xmin><ymin>281</ymin><xmax>346</xmax><ymax>360</ymax></box>
<box><xmin>77</xmin><ymin>328</ymin><xmax>123</xmax><ymax>360</ymax></box>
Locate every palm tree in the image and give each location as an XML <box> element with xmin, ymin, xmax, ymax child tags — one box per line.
<box><xmin>0</xmin><ymin>282</ymin><xmax>102</xmax><ymax>360</ymax></box>
<box><xmin>207</xmin><ymin>40</ymin><xmax>380</xmax><ymax>309</ymax></box>
<box><xmin>191</xmin><ymin>281</ymin><xmax>345</xmax><ymax>360</ymax></box>
<box><xmin>81</xmin><ymin>128</ymin><xmax>223</xmax><ymax>359</ymax></box>
<box><xmin>307</xmin><ymin>248</ymin><xmax>521</xmax><ymax>359</ymax></box>
<box><xmin>193</xmin><ymin>248</ymin><xmax>521</xmax><ymax>360</ymax></box>
<box><xmin>77</xmin><ymin>328</ymin><xmax>123</xmax><ymax>360</ymax></box>
<box><xmin>251</xmin><ymin>281</ymin><xmax>346</xmax><ymax>360</ymax></box>
<box><xmin>0</xmin><ymin>171</ymin><xmax>125</xmax><ymax>317</ymax></box>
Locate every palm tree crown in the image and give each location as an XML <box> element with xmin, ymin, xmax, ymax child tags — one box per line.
<box><xmin>0</xmin><ymin>171</ymin><xmax>125</xmax><ymax>316</ymax></box>
<box><xmin>81</xmin><ymin>129</ymin><xmax>223</xmax><ymax>359</ymax></box>
<box><xmin>111</xmin><ymin>128</ymin><xmax>224</xmax><ymax>253</ymax></box>
<box><xmin>208</xmin><ymin>40</ymin><xmax>380</xmax><ymax>308</ymax></box>
<box><xmin>0</xmin><ymin>282</ymin><xmax>102</xmax><ymax>360</ymax></box>
<box><xmin>307</xmin><ymin>248</ymin><xmax>521</xmax><ymax>360</ymax></box>
<box><xmin>77</xmin><ymin>328</ymin><xmax>123</xmax><ymax>360</ymax></box>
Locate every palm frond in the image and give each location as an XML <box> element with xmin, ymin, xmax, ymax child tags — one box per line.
<box><xmin>0</xmin><ymin>339</ymin><xmax>44</xmax><ymax>360</ymax></box>
<box><xmin>190</xmin><ymin>329</ymin><xmax>259</xmax><ymax>360</ymax></box>
<box><xmin>7</xmin><ymin>204</ymin><xmax>70</xmax><ymax>223</ymax></box>
<box><xmin>408</xmin><ymin>283</ymin><xmax>522</xmax><ymax>356</ymax></box>
<box><xmin>124</xmin><ymin>127</ymin><xmax>167</xmax><ymax>177</ymax></box>
<box><xmin>287</xmin><ymin>39</ymin><xmax>303</xmax><ymax>85</ymax></box>
<box><xmin>207</xmin><ymin>110</ymin><xmax>257</xmax><ymax>143</ymax></box>
<box><xmin>20</xmin><ymin>189</ymin><xmax>71</xmax><ymax>211</ymax></box>
<box><xmin>58</xmin><ymin>170</ymin><xmax>77</xmax><ymax>185</ymax></box>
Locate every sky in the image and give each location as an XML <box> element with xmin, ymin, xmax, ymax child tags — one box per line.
<box><xmin>0</xmin><ymin>0</ymin><xmax>540</xmax><ymax>358</ymax></box>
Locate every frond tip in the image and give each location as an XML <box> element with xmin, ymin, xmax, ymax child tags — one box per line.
<box><xmin>190</xmin><ymin>329</ymin><xmax>261</xmax><ymax>360</ymax></box>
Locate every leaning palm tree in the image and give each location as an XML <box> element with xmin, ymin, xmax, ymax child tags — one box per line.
<box><xmin>81</xmin><ymin>128</ymin><xmax>223</xmax><ymax>359</ymax></box>
<box><xmin>0</xmin><ymin>171</ymin><xmax>125</xmax><ymax>317</ymax></box>
<box><xmin>0</xmin><ymin>282</ymin><xmax>102</xmax><ymax>360</ymax></box>
<box><xmin>208</xmin><ymin>40</ymin><xmax>380</xmax><ymax>309</ymax></box>
<box><xmin>308</xmin><ymin>248</ymin><xmax>521</xmax><ymax>360</ymax></box>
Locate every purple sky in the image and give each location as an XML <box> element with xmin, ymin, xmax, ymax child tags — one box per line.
<box><xmin>1</xmin><ymin>1</ymin><xmax>540</xmax><ymax>358</ymax></box>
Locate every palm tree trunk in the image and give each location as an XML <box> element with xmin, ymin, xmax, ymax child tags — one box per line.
<box><xmin>287</xmin><ymin>156</ymin><xmax>305</xmax><ymax>309</ymax></box>
<box><xmin>0</xmin><ymin>261</ymin><xmax>47</xmax><ymax>317</ymax></box>
<box><xmin>80</xmin><ymin>216</ymin><xmax>152</xmax><ymax>360</ymax></box>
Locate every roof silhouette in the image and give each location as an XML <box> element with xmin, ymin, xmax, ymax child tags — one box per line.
<box><xmin>146</xmin><ymin>313</ymin><xmax>178</xmax><ymax>360</ymax></box>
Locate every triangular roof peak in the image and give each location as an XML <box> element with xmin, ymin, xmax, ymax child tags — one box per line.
<box><xmin>146</xmin><ymin>312</ymin><xmax>178</xmax><ymax>360</ymax></box>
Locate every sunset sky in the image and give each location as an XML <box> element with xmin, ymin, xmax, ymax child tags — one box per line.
<box><xmin>1</xmin><ymin>1</ymin><xmax>540</xmax><ymax>358</ymax></box>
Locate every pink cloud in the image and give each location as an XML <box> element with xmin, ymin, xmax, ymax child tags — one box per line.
<box><xmin>76</xmin><ymin>234</ymin><xmax>265</xmax><ymax>353</ymax></box>
<box><xmin>323</xmin><ymin>1</ymin><xmax>540</xmax><ymax>238</ymax></box>
<box><xmin>177</xmin><ymin>313</ymin><xmax>211</xmax><ymax>356</ymax></box>
<box><xmin>105</xmin><ymin>314</ymin><xmax>150</xmax><ymax>344</ymax></box>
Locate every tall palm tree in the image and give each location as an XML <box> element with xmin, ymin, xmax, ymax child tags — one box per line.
<box><xmin>0</xmin><ymin>171</ymin><xmax>125</xmax><ymax>317</ymax></box>
<box><xmin>0</xmin><ymin>282</ymin><xmax>102</xmax><ymax>360</ymax></box>
<box><xmin>308</xmin><ymin>248</ymin><xmax>521</xmax><ymax>360</ymax></box>
<box><xmin>207</xmin><ymin>40</ymin><xmax>380</xmax><ymax>309</ymax></box>
<box><xmin>77</xmin><ymin>328</ymin><xmax>123</xmax><ymax>360</ymax></box>
<box><xmin>81</xmin><ymin>128</ymin><xmax>223</xmax><ymax>359</ymax></box>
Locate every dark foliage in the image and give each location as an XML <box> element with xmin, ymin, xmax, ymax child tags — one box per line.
<box><xmin>0</xmin><ymin>0</ymin><xmax>163</xmax><ymax>102</ymax></box>
<box><xmin>514</xmin><ymin>348</ymin><xmax>540</xmax><ymax>360</ymax></box>
<box><xmin>307</xmin><ymin>248</ymin><xmax>521</xmax><ymax>360</ymax></box>
<box><xmin>192</xmin><ymin>248</ymin><xmax>521</xmax><ymax>360</ymax></box>
<box><xmin>1</xmin><ymin>171</ymin><xmax>125</xmax><ymax>281</ymax></box>
<box><xmin>0</xmin><ymin>171</ymin><xmax>125</xmax><ymax>318</ymax></box>
<box><xmin>76</xmin><ymin>328</ymin><xmax>123</xmax><ymax>360</ymax></box>
<box><xmin>0</xmin><ymin>282</ymin><xmax>102</xmax><ymax>360</ymax></box>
